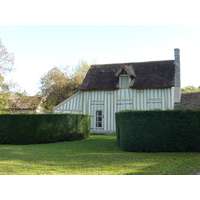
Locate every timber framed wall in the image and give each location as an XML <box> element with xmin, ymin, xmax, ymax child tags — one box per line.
<box><xmin>53</xmin><ymin>88</ymin><xmax>174</xmax><ymax>132</ymax></box>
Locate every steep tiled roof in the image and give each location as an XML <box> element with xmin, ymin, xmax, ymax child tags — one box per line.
<box><xmin>79</xmin><ymin>60</ymin><xmax>175</xmax><ymax>91</ymax></box>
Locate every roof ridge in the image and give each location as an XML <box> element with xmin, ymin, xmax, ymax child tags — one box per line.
<box><xmin>182</xmin><ymin>92</ymin><xmax>200</xmax><ymax>94</ymax></box>
<box><xmin>91</xmin><ymin>60</ymin><xmax>174</xmax><ymax>67</ymax></box>
<box><xmin>7</xmin><ymin>95</ymin><xmax>42</xmax><ymax>98</ymax></box>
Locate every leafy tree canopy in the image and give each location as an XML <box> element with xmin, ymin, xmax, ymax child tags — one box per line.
<box><xmin>0</xmin><ymin>39</ymin><xmax>15</xmax><ymax>113</ymax></box>
<box><xmin>39</xmin><ymin>60</ymin><xmax>90</xmax><ymax>112</ymax></box>
<box><xmin>181</xmin><ymin>86</ymin><xmax>200</xmax><ymax>93</ymax></box>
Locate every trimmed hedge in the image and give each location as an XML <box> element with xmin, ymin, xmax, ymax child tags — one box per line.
<box><xmin>0</xmin><ymin>114</ymin><xmax>90</xmax><ymax>144</ymax></box>
<box><xmin>116</xmin><ymin>110</ymin><xmax>200</xmax><ymax>152</ymax></box>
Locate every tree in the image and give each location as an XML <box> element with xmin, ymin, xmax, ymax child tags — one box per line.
<box><xmin>40</xmin><ymin>66</ymin><xmax>72</xmax><ymax>111</ymax></box>
<box><xmin>181</xmin><ymin>86</ymin><xmax>200</xmax><ymax>93</ymax></box>
<box><xmin>0</xmin><ymin>39</ymin><xmax>14</xmax><ymax>86</ymax></box>
<box><xmin>71</xmin><ymin>60</ymin><xmax>91</xmax><ymax>86</ymax></box>
<box><xmin>0</xmin><ymin>39</ymin><xmax>15</xmax><ymax>112</ymax></box>
<box><xmin>39</xmin><ymin>60</ymin><xmax>90</xmax><ymax>112</ymax></box>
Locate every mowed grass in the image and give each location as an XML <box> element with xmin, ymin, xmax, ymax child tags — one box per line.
<box><xmin>0</xmin><ymin>135</ymin><xmax>200</xmax><ymax>175</ymax></box>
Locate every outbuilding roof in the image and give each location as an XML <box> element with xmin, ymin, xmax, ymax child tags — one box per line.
<box><xmin>175</xmin><ymin>92</ymin><xmax>200</xmax><ymax>109</ymax></box>
<box><xmin>79</xmin><ymin>60</ymin><xmax>175</xmax><ymax>91</ymax></box>
<box><xmin>5</xmin><ymin>96</ymin><xmax>43</xmax><ymax>111</ymax></box>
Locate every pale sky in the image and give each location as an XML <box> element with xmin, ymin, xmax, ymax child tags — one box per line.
<box><xmin>1</xmin><ymin>25</ymin><xmax>200</xmax><ymax>95</ymax></box>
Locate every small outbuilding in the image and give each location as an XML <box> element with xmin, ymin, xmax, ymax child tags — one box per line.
<box><xmin>4</xmin><ymin>96</ymin><xmax>44</xmax><ymax>114</ymax></box>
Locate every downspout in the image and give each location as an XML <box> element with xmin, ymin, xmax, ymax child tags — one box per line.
<box><xmin>174</xmin><ymin>48</ymin><xmax>181</xmax><ymax>106</ymax></box>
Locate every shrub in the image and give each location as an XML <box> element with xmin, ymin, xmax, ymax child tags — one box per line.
<box><xmin>0</xmin><ymin>114</ymin><xmax>90</xmax><ymax>144</ymax></box>
<box><xmin>116</xmin><ymin>110</ymin><xmax>200</xmax><ymax>152</ymax></box>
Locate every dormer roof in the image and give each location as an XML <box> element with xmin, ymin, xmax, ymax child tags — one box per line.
<box><xmin>115</xmin><ymin>65</ymin><xmax>136</xmax><ymax>78</ymax></box>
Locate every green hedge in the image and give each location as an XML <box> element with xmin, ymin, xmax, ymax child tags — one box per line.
<box><xmin>116</xmin><ymin>110</ymin><xmax>200</xmax><ymax>152</ymax></box>
<box><xmin>0</xmin><ymin>114</ymin><xmax>90</xmax><ymax>144</ymax></box>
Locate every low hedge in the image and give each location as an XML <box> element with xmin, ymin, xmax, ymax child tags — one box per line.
<box><xmin>0</xmin><ymin>114</ymin><xmax>90</xmax><ymax>144</ymax></box>
<box><xmin>116</xmin><ymin>110</ymin><xmax>200</xmax><ymax>152</ymax></box>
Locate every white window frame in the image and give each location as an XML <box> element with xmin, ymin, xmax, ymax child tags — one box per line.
<box><xmin>119</xmin><ymin>72</ymin><xmax>130</xmax><ymax>88</ymax></box>
<box><xmin>96</xmin><ymin>110</ymin><xmax>103</xmax><ymax>128</ymax></box>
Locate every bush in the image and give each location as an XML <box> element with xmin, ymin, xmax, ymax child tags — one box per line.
<box><xmin>116</xmin><ymin>110</ymin><xmax>200</xmax><ymax>152</ymax></box>
<box><xmin>0</xmin><ymin>114</ymin><xmax>90</xmax><ymax>144</ymax></box>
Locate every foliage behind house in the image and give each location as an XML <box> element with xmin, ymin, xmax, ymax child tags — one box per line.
<box><xmin>181</xmin><ymin>86</ymin><xmax>200</xmax><ymax>93</ymax></box>
<box><xmin>39</xmin><ymin>60</ymin><xmax>90</xmax><ymax>111</ymax></box>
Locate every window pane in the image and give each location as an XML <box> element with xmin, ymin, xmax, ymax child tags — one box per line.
<box><xmin>96</xmin><ymin>122</ymin><xmax>102</xmax><ymax>127</ymax></box>
<box><xmin>122</xmin><ymin>69</ymin><xmax>127</xmax><ymax>74</ymax></box>
<box><xmin>121</xmin><ymin>76</ymin><xmax>129</xmax><ymax>88</ymax></box>
<box><xmin>96</xmin><ymin>117</ymin><xmax>102</xmax><ymax>122</ymax></box>
<box><xmin>96</xmin><ymin>111</ymin><xmax>102</xmax><ymax>116</ymax></box>
<box><xmin>96</xmin><ymin>110</ymin><xmax>103</xmax><ymax>128</ymax></box>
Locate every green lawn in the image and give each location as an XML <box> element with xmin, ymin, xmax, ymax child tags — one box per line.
<box><xmin>0</xmin><ymin>135</ymin><xmax>200</xmax><ymax>175</ymax></box>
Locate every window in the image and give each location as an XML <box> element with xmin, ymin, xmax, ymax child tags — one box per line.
<box><xmin>147</xmin><ymin>100</ymin><xmax>162</xmax><ymax>110</ymax></box>
<box><xmin>120</xmin><ymin>70</ymin><xmax>130</xmax><ymax>88</ymax></box>
<box><xmin>96</xmin><ymin>110</ymin><xmax>103</xmax><ymax>128</ymax></box>
<box><xmin>121</xmin><ymin>76</ymin><xmax>129</xmax><ymax>88</ymax></box>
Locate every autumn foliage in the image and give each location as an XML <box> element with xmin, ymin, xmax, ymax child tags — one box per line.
<box><xmin>39</xmin><ymin>60</ymin><xmax>90</xmax><ymax>111</ymax></box>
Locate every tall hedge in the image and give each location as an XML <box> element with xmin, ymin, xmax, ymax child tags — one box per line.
<box><xmin>116</xmin><ymin>110</ymin><xmax>200</xmax><ymax>152</ymax></box>
<box><xmin>0</xmin><ymin>114</ymin><xmax>90</xmax><ymax>144</ymax></box>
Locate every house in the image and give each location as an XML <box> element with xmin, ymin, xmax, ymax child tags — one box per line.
<box><xmin>53</xmin><ymin>49</ymin><xmax>181</xmax><ymax>134</ymax></box>
<box><xmin>4</xmin><ymin>96</ymin><xmax>44</xmax><ymax>114</ymax></box>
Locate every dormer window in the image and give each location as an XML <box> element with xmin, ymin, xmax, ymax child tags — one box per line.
<box><xmin>115</xmin><ymin>65</ymin><xmax>136</xmax><ymax>89</ymax></box>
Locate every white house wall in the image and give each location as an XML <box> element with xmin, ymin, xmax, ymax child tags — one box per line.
<box><xmin>53</xmin><ymin>88</ymin><xmax>174</xmax><ymax>132</ymax></box>
<box><xmin>53</xmin><ymin>91</ymin><xmax>83</xmax><ymax>114</ymax></box>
